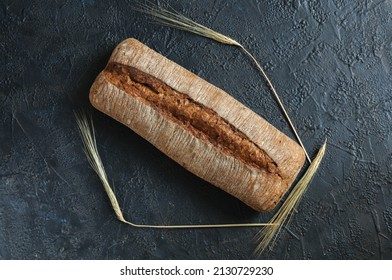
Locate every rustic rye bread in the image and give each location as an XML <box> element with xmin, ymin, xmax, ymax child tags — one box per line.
<box><xmin>89</xmin><ymin>38</ymin><xmax>305</xmax><ymax>211</ymax></box>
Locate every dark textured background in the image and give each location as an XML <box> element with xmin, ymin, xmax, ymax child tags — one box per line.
<box><xmin>1</xmin><ymin>0</ymin><xmax>392</xmax><ymax>259</ymax></box>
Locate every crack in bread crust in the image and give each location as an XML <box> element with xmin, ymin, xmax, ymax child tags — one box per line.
<box><xmin>104</xmin><ymin>62</ymin><xmax>281</xmax><ymax>176</ymax></box>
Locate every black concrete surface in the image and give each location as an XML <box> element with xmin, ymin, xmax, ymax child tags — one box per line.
<box><xmin>1</xmin><ymin>0</ymin><xmax>392</xmax><ymax>259</ymax></box>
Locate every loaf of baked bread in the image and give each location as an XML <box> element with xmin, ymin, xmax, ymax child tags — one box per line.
<box><xmin>89</xmin><ymin>38</ymin><xmax>305</xmax><ymax>211</ymax></box>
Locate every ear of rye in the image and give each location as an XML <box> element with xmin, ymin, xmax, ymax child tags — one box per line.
<box><xmin>254</xmin><ymin>140</ymin><xmax>327</xmax><ymax>255</ymax></box>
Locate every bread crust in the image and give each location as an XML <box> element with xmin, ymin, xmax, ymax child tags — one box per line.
<box><xmin>89</xmin><ymin>38</ymin><xmax>305</xmax><ymax>211</ymax></box>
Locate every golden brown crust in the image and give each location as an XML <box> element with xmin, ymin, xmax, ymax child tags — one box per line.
<box><xmin>89</xmin><ymin>38</ymin><xmax>306</xmax><ymax>211</ymax></box>
<box><xmin>104</xmin><ymin>62</ymin><xmax>281</xmax><ymax>176</ymax></box>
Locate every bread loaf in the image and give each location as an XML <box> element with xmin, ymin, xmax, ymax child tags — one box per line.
<box><xmin>89</xmin><ymin>38</ymin><xmax>305</xmax><ymax>211</ymax></box>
